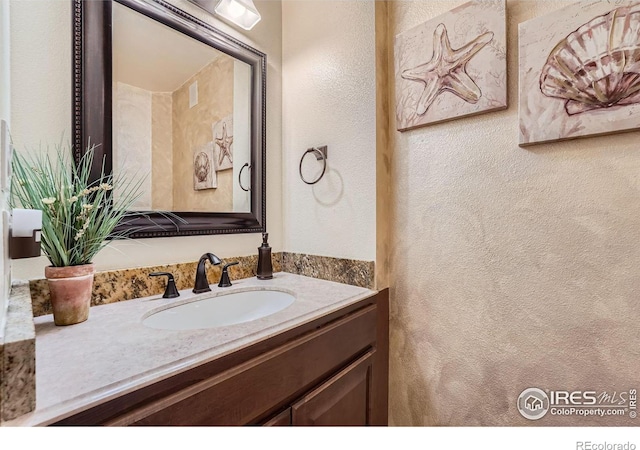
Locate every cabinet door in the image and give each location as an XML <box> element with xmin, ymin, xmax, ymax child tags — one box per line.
<box><xmin>292</xmin><ymin>351</ymin><xmax>374</xmax><ymax>426</ymax></box>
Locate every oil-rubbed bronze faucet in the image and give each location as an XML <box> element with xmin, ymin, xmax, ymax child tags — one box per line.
<box><xmin>193</xmin><ymin>253</ymin><xmax>222</xmax><ymax>293</ymax></box>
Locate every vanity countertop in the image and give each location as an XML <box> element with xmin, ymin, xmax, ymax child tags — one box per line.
<box><xmin>3</xmin><ymin>273</ymin><xmax>376</xmax><ymax>426</ymax></box>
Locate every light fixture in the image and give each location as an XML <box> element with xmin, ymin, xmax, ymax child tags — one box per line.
<box><xmin>189</xmin><ymin>0</ymin><xmax>261</xmax><ymax>31</ymax></box>
<box><xmin>214</xmin><ymin>0</ymin><xmax>261</xmax><ymax>30</ymax></box>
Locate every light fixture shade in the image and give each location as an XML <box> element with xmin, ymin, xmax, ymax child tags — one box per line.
<box><xmin>214</xmin><ymin>0</ymin><xmax>261</xmax><ymax>30</ymax></box>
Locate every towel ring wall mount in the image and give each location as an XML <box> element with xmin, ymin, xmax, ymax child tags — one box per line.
<box><xmin>299</xmin><ymin>146</ymin><xmax>328</xmax><ymax>185</ymax></box>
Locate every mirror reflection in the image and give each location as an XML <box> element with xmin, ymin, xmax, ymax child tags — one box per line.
<box><xmin>112</xmin><ymin>1</ymin><xmax>252</xmax><ymax>213</ymax></box>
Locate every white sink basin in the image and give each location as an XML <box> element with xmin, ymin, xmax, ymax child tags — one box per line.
<box><xmin>142</xmin><ymin>290</ymin><xmax>295</xmax><ymax>331</ymax></box>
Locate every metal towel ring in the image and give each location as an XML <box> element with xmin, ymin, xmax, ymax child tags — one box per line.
<box><xmin>299</xmin><ymin>146</ymin><xmax>327</xmax><ymax>185</ymax></box>
<box><xmin>238</xmin><ymin>163</ymin><xmax>251</xmax><ymax>192</ymax></box>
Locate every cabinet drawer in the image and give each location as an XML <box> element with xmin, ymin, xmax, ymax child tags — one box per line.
<box><xmin>107</xmin><ymin>305</ymin><xmax>377</xmax><ymax>426</ymax></box>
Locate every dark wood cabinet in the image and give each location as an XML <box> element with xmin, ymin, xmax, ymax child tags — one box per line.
<box><xmin>54</xmin><ymin>289</ymin><xmax>388</xmax><ymax>426</ymax></box>
<box><xmin>291</xmin><ymin>351</ymin><xmax>373</xmax><ymax>426</ymax></box>
<box><xmin>262</xmin><ymin>408</ymin><xmax>291</xmax><ymax>426</ymax></box>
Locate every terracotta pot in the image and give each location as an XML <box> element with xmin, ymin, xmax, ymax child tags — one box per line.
<box><xmin>45</xmin><ymin>263</ymin><xmax>95</xmax><ymax>326</ymax></box>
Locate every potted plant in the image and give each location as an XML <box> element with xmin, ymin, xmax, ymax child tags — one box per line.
<box><xmin>10</xmin><ymin>143</ymin><xmax>143</xmax><ymax>325</ymax></box>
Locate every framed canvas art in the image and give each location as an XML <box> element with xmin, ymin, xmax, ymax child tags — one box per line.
<box><xmin>193</xmin><ymin>141</ymin><xmax>216</xmax><ymax>191</ymax></box>
<box><xmin>394</xmin><ymin>0</ymin><xmax>507</xmax><ymax>131</ymax></box>
<box><xmin>213</xmin><ymin>115</ymin><xmax>234</xmax><ymax>172</ymax></box>
<box><xmin>519</xmin><ymin>1</ymin><xmax>640</xmax><ymax>146</ymax></box>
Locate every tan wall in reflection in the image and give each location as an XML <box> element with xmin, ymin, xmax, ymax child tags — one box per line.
<box><xmin>172</xmin><ymin>55</ymin><xmax>234</xmax><ymax>212</ymax></box>
<box><xmin>113</xmin><ymin>82</ymin><xmax>154</xmax><ymax>210</ymax></box>
<box><xmin>152</xmin><ymin>92</ymin><xmax>173</xmax><ymax>210</ymax></box>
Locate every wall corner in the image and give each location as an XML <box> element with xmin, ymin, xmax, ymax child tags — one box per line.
<box><xmin>375</xmin><ymin>0</ymin><xmax>391</xmax><ymax>291</ymax></box>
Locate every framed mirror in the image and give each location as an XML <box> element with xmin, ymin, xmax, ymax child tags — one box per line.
<box><xmin>72</xmin><ymin>0</ymin><xmax>266</xmax><ymax>238</ymax></box>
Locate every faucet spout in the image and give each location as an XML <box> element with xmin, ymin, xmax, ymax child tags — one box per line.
<box><xmin>193</xmin><ymin>253</ymin><xmax>222</xmax><ymax>293</ymax></box>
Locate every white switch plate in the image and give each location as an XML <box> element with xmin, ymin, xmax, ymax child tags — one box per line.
<box><xmin>1</xmin><ymin>120</ymin><xmax>12</xmax><ymax>191</ymax></box>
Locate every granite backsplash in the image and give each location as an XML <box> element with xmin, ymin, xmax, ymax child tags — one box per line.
<box><xmin>28</xmin><ymin>252</ymin><xmax>374</xmax><ymax>317</ymax></box>
<box><xmin>282</xmin><ymin>252</ymin><xmax>374</xmax><ymax>290</ymax></box>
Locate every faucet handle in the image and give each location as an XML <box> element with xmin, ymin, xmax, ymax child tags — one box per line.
<box><xmin>218</xmin><ymin>262</ymin><xmax>239</xmax><ymax>288</ymax></box>
<box><xmin>150</xmin><ymin>272</ymin><xmax>180</xmax><ymax>298</ymax></box>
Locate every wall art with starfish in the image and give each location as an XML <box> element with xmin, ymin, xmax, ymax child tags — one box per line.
<box><xmin>213</xmin><ymin>115</ymin><xmax>234</xmax><ymax>172</ymax></box>
<box><xmin>394</xmin><ymin>0</ymin><xmax>507</xmax><ymax>131</ymax></box>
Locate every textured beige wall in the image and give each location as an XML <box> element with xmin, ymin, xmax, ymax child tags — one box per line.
<box><xmin>0</xmin><ymin>0</ymin><xmax>8</xmax><ymax>124</ymax></box>
<box><xmin>282</xmin><ymin>0</ymin><xmax>377</xmax><ymax>262</ymax></box>
<box><xmin>172</xmin><ymin>55</ymin><xmax>233</xmax><ymax>212</ymax></box>
<box><xmin>151</xmin><ymin>92</ymin><xmax>173</xmax><ymax>211</ymax></box>
<box><xmin>9</xmin><ymin>0</ymin><xmax>70</xmax><ymax>153</ymax></box>
<box><xmin>0</xmin><ymin>0</ymin><xmax>10</xmax><ymax>333</ymax></box>
<box><xmin>388</xmin><ymin>0</ymin><xmax>640</xmax><ymax>426</ymax></box>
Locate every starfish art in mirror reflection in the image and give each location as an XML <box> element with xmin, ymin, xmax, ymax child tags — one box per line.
<box><xmin>402</xmin><ymin>23</ymin><xmax>493</xmax><ymax>115</ymax></box>
<box><xmin>215</xmin><ymin>122</ymin><xmax>234</xmax><ymax>167</ymax></box>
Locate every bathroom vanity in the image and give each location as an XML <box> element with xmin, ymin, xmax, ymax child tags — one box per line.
<box><xmin>4</xmin><ymin>273</ymin><xmax>388</xmax><ymax>426</ymax></box>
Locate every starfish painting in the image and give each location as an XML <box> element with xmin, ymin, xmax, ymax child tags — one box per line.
<box><xmin>214</xmin><ymin>122</ymin><xmax>233</xmax><ymax>169</ymax></box>
<box><xmin>402</xmin><ymin>23</ymin><xmax>494</xmax><ymax>116</ymax></box>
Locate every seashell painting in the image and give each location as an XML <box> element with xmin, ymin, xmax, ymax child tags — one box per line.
<box><xmin>394</xmin><ymin>0</ymin><xmax>507</xmax><ymax>131</ymax></box>
<box><xmin>193</xmin><ymin>141</ymin><xmax>217</xmax><ymax>191</ymax></box>
<box><xmin>519</xmin><ymin>1</ymin><xmax>640</xmax><ymax>146</ymax></box>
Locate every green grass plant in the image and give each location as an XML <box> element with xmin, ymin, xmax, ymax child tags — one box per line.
<box><xmin>10</xmin><ymin>143</ymin><xmax>144</xmax><ymax>267</ymax></box>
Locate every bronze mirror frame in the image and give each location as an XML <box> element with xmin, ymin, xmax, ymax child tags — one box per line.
<box><xmin>72</xmin><ymin>0</ymin><xmax>266</xmax><ymax>238</ymax></box>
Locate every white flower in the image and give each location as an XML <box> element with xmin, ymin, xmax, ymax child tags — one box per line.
<box><xmin>69</xmin><ymin>196</ymin><xmax>78</xmax><ymax>203</ymax></box>
<box><xmin>82</xmin><ymin>204</ymin><xmax>93</xmax><ymax>210</ymax></box>
<box><xmin>42</xmin><ymin>197</ymin><xmax>56</xmax><ymax>205</ymax></box>
<box><xmin>100</xmin><ymin>183</ymin><xmax>113</xmax><ymax>191</ymax></box>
